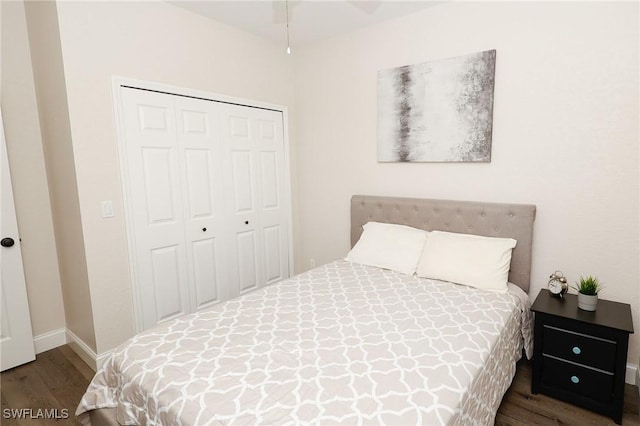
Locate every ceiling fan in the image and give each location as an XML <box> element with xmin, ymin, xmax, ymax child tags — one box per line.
<box><xmin>272</xmin><ymin>0</ymin><xmax>381</xmax><ymax>53</ymax></box>
<box><xmin>271</xmin><ymin>0</ymin><xmax>381</xmax><ymax>24</ymax></box>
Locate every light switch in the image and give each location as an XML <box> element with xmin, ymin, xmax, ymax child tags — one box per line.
<box><xmin>101</xmin><ymin>201</ymin><xmax>114</xmax><ymax>218</ymax></box>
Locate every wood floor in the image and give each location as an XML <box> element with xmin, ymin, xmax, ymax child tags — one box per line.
<box><xmin>1</xmin><ymin>346</ymin><xmax>639</xmax><ymax>425</ymax></box>
<box><xmin>1</xmin><ymin>346</ymin><xmax>94</xmax><ymax>425</ymax></box>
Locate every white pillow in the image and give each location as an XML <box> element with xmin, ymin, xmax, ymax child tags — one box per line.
<box><xmin>416</xmin><ymin>231</ymin><xmax>517</xmax><ymax>293</ymax></box>
<box><xmin>346</xmin><ymin>222</ymin><xmax>429</xmax><ymax>275</ymax></box>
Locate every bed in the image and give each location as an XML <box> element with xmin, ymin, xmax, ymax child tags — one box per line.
<box><xmin>77</xmin><ymin>195</ymin><xmax>536</xmax><ymax>425</ymax></box>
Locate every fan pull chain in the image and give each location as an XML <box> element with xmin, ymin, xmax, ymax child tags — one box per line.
<box><xmin>286</xmin><ymin>0</ymin><xmax>291</xmax><ymax>54</ymax></box>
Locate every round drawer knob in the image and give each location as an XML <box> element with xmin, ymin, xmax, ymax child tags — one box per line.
<box><xmin>570</xmin><ymin>376</ymin><xmax>580</xmax><ymax>384</ymax></box>
<box><xmin>572</xmin><ymin>346</ymin><xmax>581</xmax><ymax>355</ymax></box>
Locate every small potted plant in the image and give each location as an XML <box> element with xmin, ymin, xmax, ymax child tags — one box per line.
<box><xmin>573</xmin><ymin>275</ymin><xmax>602</xmax><ymax>311</ymax></box>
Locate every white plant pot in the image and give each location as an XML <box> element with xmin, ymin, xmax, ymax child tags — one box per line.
<box><xmin>577</xmin><ymin>292</ymin><xmax>598</xmax><ymax>311</ymax></box>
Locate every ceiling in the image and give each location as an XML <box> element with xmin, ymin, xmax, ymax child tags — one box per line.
<box><xmin>168</xmin><ymin>1</ymin><xmax>442</xmax><ymax>48</ymax></box>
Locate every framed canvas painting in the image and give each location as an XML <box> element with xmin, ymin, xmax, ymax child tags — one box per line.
<box><xmin>378</xmin><ymin>50</ymin><xmax>496</xmax><ymax>162</ymax></box>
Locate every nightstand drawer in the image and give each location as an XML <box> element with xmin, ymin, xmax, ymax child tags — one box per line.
<box><xmin>541</xmin><ymin>356</ymin><xmax>614</xmax><ymax>403</ymax></box>
<box><xmin>542</xmin><ymin>325</ymin><xmax>616</xmax><ymax>372</ymax></box>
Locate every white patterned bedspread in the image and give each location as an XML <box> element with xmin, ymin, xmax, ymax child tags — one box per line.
<box><xmin>77</xmin><ymin>260</ymin><xmax>533</xmax><ymax>425</ymax></box>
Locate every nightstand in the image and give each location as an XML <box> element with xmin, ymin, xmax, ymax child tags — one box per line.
<box><xmin>531</xmin><ymin>289</ymin><xmax>634</xmax><ymax>424</ymax></box>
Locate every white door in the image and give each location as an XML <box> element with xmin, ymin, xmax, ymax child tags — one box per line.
<box><xmin>121</xmin><ymin>89</ymin><xmax>192</xmax><ymax>329</ymax></box>
<box><xmin>174</xmin><ymin>96</ymin><xmax>230</xmax><ymax>311</ymax></box>
<box><xmin>0</xmin><ymin>110</ymin><xmax>36</xmax><ymax>371</ymax></box>
<box><xmin>221</xmin><ymin>105</ymin><xmax>289</xmax><ymax>298</ymax></box>
<box><xmin>121</xmin><ymin>88</ymin><xmax>234</xmax><ymax>330</ymax></box>
<box><xmin>119</xmin><ymin>86</ymin><xmax>291</xmax><ymax>331</ymax></box>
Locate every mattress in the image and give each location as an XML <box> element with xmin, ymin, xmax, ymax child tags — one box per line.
<box><xmin>77</xmin><ymin>260</ymin><xmax>533</xmax><ymax>425</ymax></box>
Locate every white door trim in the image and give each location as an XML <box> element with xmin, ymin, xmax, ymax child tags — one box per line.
<box><xmin>111</xmin><ymin>77</ymin><xmax>294</xmax><ymax>333</ymax></box>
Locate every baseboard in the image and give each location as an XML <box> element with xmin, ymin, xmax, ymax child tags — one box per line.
<box><xmin>96</xmin><ymin>350</ymin><xmax>113</xmax><ymax>370</ymax></box>
<box><xmin>33</xmin><ymin>328</ymin><xmax>67</xmax><ymax>354</ymax></box>
<box><xmin>65</xmin><ymin>329</ymin><xmax>98</xmax><ymax>371</ymax></box>
<box><xmin>626</xmin><ymin>363</ymin><xmax>638</xmax><ymax>385</ymax></box>
<box><xmin>64</xmin><ymin>329</ymin><xmax>113</xmax><ymax>372</ymax></box>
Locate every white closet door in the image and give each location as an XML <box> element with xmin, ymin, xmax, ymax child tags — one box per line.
<box><xmin>174</xmin><ymin>97</ymin><xmax>229</xmax><ymax>311</ymax></box>
<box><xmin>254</xmin><ymin>109</ymin><xmax>289</xmax><ymax>287</ymax></box>
<box><xmin>121</xmin><ymin>89</ymin><xmax>191</xmax><ymax>329</ymax></box>
<box><xmin>118</xmin><ymin>84</ymin><xmax>291</xmax><ymax>331</ymax></box>
<box><xmin>221</xmin><ymin>105</ymin><xmax>289</xmax><ymax>297</ymax></box>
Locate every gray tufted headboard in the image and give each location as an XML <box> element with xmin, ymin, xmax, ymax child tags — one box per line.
<box><xmin>351</xmin><ymin>195</ymin><xmax>536</xmax><ymax>292</ymax></box>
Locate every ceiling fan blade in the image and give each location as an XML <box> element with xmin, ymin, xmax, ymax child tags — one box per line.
<box><xmin>272</xmin><ymin>0</ymin><xmax>300</xmax><ymax>24</ymax></box>
<box><xmin>348</xmin><ymin>0</ymin><xmax>380</xmax><ymax>14</ymax></box>
<box><xmin>271</xmin><ymin>0</ymin><xmax>379</xmax><ymax>25</ymax></box>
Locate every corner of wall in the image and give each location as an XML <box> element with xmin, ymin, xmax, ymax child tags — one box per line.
<box><xmin>23</xmin><ymin>0</ymin><xmax>97</xmax><ymax>353</ymax></box>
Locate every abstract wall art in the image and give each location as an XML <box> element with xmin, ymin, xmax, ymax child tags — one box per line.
<box><xmin>378</xmin><ymin>50</ymin><xmax>496</xmax><ymax>162</ymax></box>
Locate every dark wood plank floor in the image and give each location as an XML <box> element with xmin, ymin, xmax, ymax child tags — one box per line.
<box><xmin>1</xmin><ymin>346</ymin><xmax>639</xmax><ymax>425</ymax></box>
<box><xmin>1</xmin><ymin>346</ymin><xmax>93</xmax><ymax>425</ymax></box>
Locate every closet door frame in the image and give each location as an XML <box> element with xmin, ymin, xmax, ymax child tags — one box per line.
<box><xmin>111</xmin><ymin>77</ymin><xmax>294</xmax><ymax>333</ymax></box>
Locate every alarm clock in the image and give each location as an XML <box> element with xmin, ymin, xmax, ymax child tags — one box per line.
<box><xmin>548</xmin><ymin>270</ymin><xmax>568</xmax><ymax>298</ymax></box>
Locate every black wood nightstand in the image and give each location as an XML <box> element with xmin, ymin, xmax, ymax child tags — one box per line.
<box><xmin>531</xmin><ymin>289</ymin><xmax>634</xmax><ymax>424</ymax></box>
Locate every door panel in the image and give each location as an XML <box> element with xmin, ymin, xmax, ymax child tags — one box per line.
<box><xmin>150</xmin><ymin>245</ymin><xmax>184</xmax><ymax>322</ymax></box>
<box><xmin>184</xmin><ymin>149</ymin><xmax>214</xmax><ymax>219</ymax></box>
<box><xmin>229</xmin><ymin>116</ymin><xmax>250</xmax><ymax>138</ymax></box>
<box><xmin>0</xmin><ymin>110</ymin><xmax>36</xmax><ymax>371</ymax></box>
<box><xmin>181</xmin><ymin>110</ymin><xmax>209</xmax><ymax>135</ymax></box>
<box><xmin>259</xmin><ymin>151</ymin><xmax>279</xmax><ymax>209</ymax></box>
<box><xmin>138</xmin><ymin>104</ymin><xmax>170</xmax><ymax>131</ymax></box>
<box><xmin>191</xmin><ymin>238</ymin><xmax>219</xmax><ymax>308</ymax></box>
<box><xmin>231</xmin><ymin>151</ymin><xmax>254</xmax><ymax>214</ymax></box>
<box><xmin>255</xmin><ymin>109</ymin><xmax>289</xmax><ymax>286</ymax></box>
<box><xmin>122</xmin><ymin>89</ymin><xmax>190</xmax><ymax>329</ymax></box>
<box><xmin>263</xmin><ymin>225</ymin><xmax>283</xmax><ymax>283</ymax></box>
<box><xmin>236</xmin><ymin>230</ymin><xmax>258</xmax><ymax>292</ymax></box>
<box><xmin>175</xmin><ymin>96</ymin><xmax>228</xmax><ymax>310</ymax></box>
<box><xmin>142</xmin><ymin>147</ymin><xmax>177</xmax><ymax>224</ymax></box>
<box><xmin>258</xmin><ymin>119</ymin><xmax>276</xmax><ymax>140</ymax></box>
<box><xmin>221</xmin><ymin>105</ymin><xmax>289</xmax><ymax>297</ymax></box>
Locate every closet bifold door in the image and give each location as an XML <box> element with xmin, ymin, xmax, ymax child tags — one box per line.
<box><xmin>121</xmin><ymin>88</ymin><xmax>227</xmax><ymax>330</ymax></box>
<box><xmin>120</xmin><ymin>85</ymin><xmax>290</xmax><ymax>332</ymax></box>
<box><xmin>220</xmin><ymin>104</ymin><xmax>289</xmax><ymax>299</ymax></box>
<box><xmin>174</xmin><ymin>96</ymin><xmax>229</xmax><ymax>312</ymax></box>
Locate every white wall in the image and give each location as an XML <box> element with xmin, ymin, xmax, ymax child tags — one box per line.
<box><xmin>53</xmin><ymin>1</ymin><xmax>295</xmax><ymax>355</ymax></box>
<box><xmin>1</xmin><ymin>0</ymin><xmax>66</xmax><ymax>340</ymax></box>
<box><xmin>293</xmin><ymin>2</ymin><xmax>639</xmax><ymax>364</ymax></box>
<box><xmin>24</xmin><ymin>0</ymin><xmax>98</xmax><ymax>355</ymax></box>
